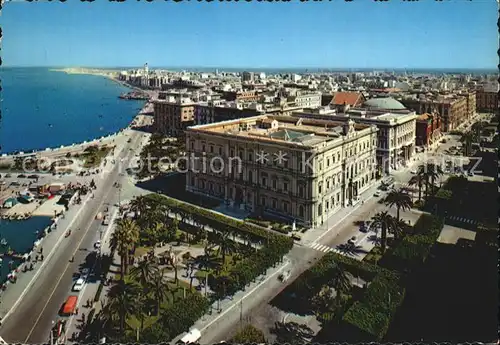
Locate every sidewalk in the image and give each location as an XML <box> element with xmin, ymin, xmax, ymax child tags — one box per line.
<box><xmin>170</xmin><ymin>257</ymin><xmax>291</xmax><ymax>345</ymax></box>
<box><xmin>0</xmin><ymin>191</ymin><xmax>93</xmax><ymax>323</ymax></box>
<box><xmin>300</xmin><ymin>180</ymin><xmax>381</xmax><ymax>244</ymax></box>
<box><xmin>64</xmin><ymin>207</ymin><xmax>120</xmax><ymax>344</ymax></box>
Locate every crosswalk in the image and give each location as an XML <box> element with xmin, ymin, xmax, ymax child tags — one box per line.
<box><xmin>308</xmin><ymin>242</ymin><xmax>341</xmax><ymax>254</ymax></box>
<box><xmin>447</xmin><ymin>215</ymin><xmax>477</xmax><ymax>224</ymax></box>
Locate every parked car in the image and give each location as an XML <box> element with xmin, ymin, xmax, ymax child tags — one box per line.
<box><xmin>5</xmin><ymin>174</ymin><xmax>11</xmax><ymax>178</ymax></box>
<box><xmin>28</xmin><ymin>174</ymin><xmax>39</xmax><ymax>179</ymax></box>
<box><xmin>72</xmin><ymin>278</ymin><xmax>85</xmax><ymax>292</ymax></box>
<box><xmin>374</xmin><ymin>191</ymin><xmax>381</xmax><ymax>197</ymax></box>
<box><xmin>279</xmin><ymin>270</ymin><xmax>291</xmax><ymax>282</ymax></box>
<box><xmin>17</xmin><ymin>174</ymin><xmax>26</xmax><ymax>178</ymax></box>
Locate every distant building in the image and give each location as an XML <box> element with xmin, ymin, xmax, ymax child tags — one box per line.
<box><xmin>241</xmin><ymin>71</ymin><xmax>254</xmax><ymax>83</ymax></box>
<box><xmin>222</xmin><ymin>90</ymin><xmax>261</xmax><ymax>102</ymax></box>
<box><xmin>153</xmin><ymin>97</ymin><xmax>195</xmax><ymax>136</ymax></box>
<box><xmin>194</xmin><ymin>103</ymin><xmax>264</xmax><ymax>125</ymax></box>
<box><xmin>325</xmin><ymin>92</ymin><xmax>366</xmax><ymax>111</ymax></box>
<box><xmin>415</xmin><ymin>113</ymin><xmax>442</xmax><ymax>148</ymax></box>
<box><xmin>476</xmin><ymin>82</ymin><xmax>498</xmax><ymax>112</ymax></box>
<box><xmin>399</xmin><ymin>94</ymin><xmax>470</xmax><ymax>132</ymax></box>
<box><xmin>293</xmin><ymin>105</ymin><xmax>417</xmax><ymax>173</ymax></box>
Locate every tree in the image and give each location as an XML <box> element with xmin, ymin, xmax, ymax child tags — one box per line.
<box><xmin>149</xmin><ymin>269</ymin><xmax>171</xmax><ymax>315</ymax></box>
<box><xmin>214</xmin><ymin>231</ymin><xmax>237</xmax><ymax>265</ymax></box>
<box><xmin>385</xmin><ymin>188</ymin><xmax>412</xmax><ymax>222</ymax></box>
<box><xmin>110</xmin><ymin>218</ymin><xmax>140</xmax><ymax>279</ymax></box>
<box><xmin>129</xmin><ymin>196</ymin><xmax>149</xmax><ymax>219</ymax></box>
<box><xmin>461</xmin><ymin>131</ymin><xmax>475</xmax><ymax>156</ymax></box>
<box><xmin>231</xmin><ymin>325</ymin><xmax>266</xmax><ymax>344</ymax></box>
<box><xmin>130</xmin><ymin>258</ymin><xmax>158</xmax><ymax>289</ymax></box>
<box><xmin>371</xmin><ymin>211</ymin><xmax>395</xmax><ymax>253</ymax></box>
<box><xmin>106</xmin><ymin>280</ymin><xmax>140</xmax><ymax>332</ymax></box>
<box><xmin>408</xmin><ymin>173</ymin><xmax>425</xmax><ymax>202</ymax></box>
<box><xmin>328</xmin><ymin>261</ymin><xmax>351</xmax><ymax>301</ymax></box>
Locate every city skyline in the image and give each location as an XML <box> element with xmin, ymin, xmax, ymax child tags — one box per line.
<box><xmin>1</xmin><ymin>1</ymin><xmax>498</xmax><ymax>69</ymax></box>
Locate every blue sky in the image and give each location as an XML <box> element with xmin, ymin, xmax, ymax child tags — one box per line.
<box><xmin>1</xmin><ymin>1</ymin><xmax>497</xmax><ymax>69</ymax></box>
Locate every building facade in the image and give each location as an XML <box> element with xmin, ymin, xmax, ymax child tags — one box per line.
<box><xmin>399</xmin><ymin>94</ymin><xmax>470</xmax><ymax>132</ymax></box>
<box><xmin>292</xmin><ymin>108</ymin><xmax>417</xmax><ymax>174</ymax></box>
<box><xmin>194</xmin><ymin>103</ymin><xmax>264</xmax><ymax>125</ymax></box>
<box><xmin>185</xmin><ymin>115</ymin><xmax>378</xmax><ymax>227</ymax></box>
<box><xmin>476</xmin><ymin>91</ymin><xmax>498</xmax><ymax>112</ymax></box>
<box><xmin>293</xmin><ymin>91</ymin><xmax>322</xmax><ymax>109</ymax></box>
<box><xmin>153</xmin><ymin>98</ymin><xmax>195</xmax><ymax>136</ymax></box>
<box><xmin>415</xmin><ymin>113</ymin><xmax>442</xmax><ymax>148</ymax></box>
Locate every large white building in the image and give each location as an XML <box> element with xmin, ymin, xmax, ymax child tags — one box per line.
<box><xmin>185</xmin><ymin>115</ymin><xmax>378</xmax><ymax>227</ymax></box>
<box><xmin>293</xmin><ymin>98</ymin><xmax>417</xmax><ymax>174</ymax></box>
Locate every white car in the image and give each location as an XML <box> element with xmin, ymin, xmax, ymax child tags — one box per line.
<box><xmin>374</xmin><ymin>191</ymin><xmax>381</xmax><ymax>197</ymax></box>
<box><xmin>94</xmin><ymin>240</ymin><xmax>101</xmax><ymax>249</ymax></box>
<box><xmin>279</xmin><ymin>270</ymin><xmax>291</xmax><ymax>282</ymax></box>
<box><xmin>73</xmin><ymin>278</ymin><xmax>85</xmax><ymax>291</ymax></box>
<box><xmin>410</xmin><ymin>169</ymin><xmax>417</xmax><ymax>174</ymax></box>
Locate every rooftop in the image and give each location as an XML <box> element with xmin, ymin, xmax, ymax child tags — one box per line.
<box><xmin>363</xmin><ymin>97</ymin><xmax>407</xmax><ymax>110</ymax></box>
<box><xmin>188</xmin><ymin>115</ymin><xmax>372</xmax><ymax>147</ymax></box>
<box><xmin>331</xmin><ymin>91</ymin><xmax>363</xmax><ymax>106</ymax></box>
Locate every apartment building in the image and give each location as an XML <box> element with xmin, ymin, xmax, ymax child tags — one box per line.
<box><xmin>185</xmin><ymin>115</ymin><xmax>378</xmax><ymax>227</ymax></box>
<box><xmin>399</xmin><ymin>93</ymin><xmax>472</xmax><ymax>132</ymax></box>
<box><xmin>476</xmin><ymin>81</ymin><xmax>498</xmax><ymax>112</ymax></box>
<box><xmin>415</xmin><ymin>113</ymin><xmax>442</xmax><ymax>148</ymax></box>
<box><xmin>153</xmin><ymin>97</ymin><xmax>195</xmax><ymax>136</ymax></box>
<box><xmin>222</xmin><ymin>90</ymin><xmax>261</xmax><ymax>102</ymax></box>
<box><xmin>194</xmin><ymin>102</ymin><xmax>265</xmax><ymax>125</ymax></box>
<box><xmin>293</xmin><ymin>107</ymin><xmax>417</xmax><ymax>173</ymax></box>
<box><xmin>292</xmin><ymin>91</ymin><xmax>322</xmax><ymax>108</ymax></box>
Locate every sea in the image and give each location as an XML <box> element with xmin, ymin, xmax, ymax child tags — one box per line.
<box><xmin>0</xmin><ymin>67</ymin><xmax>145</xmax><ymax>154</ymax></box>
<box><xmin>0</xmin><ymin>216</ymin><xmax>53</xmax><ymax>282</ymax></box>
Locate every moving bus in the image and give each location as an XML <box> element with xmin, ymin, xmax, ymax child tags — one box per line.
<box><xmin>60</xmin><ymin>296</ymin><xmax>78</xmax><ymax>316</ymax></box>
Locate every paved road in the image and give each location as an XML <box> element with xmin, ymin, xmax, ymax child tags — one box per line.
<box><xmin>0</xmin><ymin>128</ymin><xmax>149</xmax><ymax>344</ymax></box>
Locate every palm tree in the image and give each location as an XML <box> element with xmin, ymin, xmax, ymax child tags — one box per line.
<box><xmin>149</xmin><ymin>269</ymin><xmax>170</xmax><ymax>315</ymax></box>
<box><xmin>129</xmin><ymin>196</ymin><xmax>149</xmax><ymax>218</ymax></box>
<box><xmin>328</xmin><ymin>262</ymin><xmax>351</xmax><ymax>302</ymax></box>
<box><xmin>385</xmin><ymin>188</ymin><xmax>412</xmax><ymax>222</ymax></box>
<box><xmin>461</xmin><ymin>131</ymin><xmax>475</xmax><ymax>156</ymax></box>
<box><xmin>408</xmin><ymin>173</ymin><xmax>425</xmax><ymax>202</ymax></box>
<box><xmin>371</xmin><ymin>211</ymin><xmax>395</xmax><ymax>253</ymax></box>
<box><xmin>130</xmin><ymin>258</ymin><xmax>158</xmax><ymax>289</ymax></box>
<box><xmin>106</xmin><ymin>280</ymin><xmax>140</xmax><ymax>332</ymax></box>
<box><xmin>423</xmin><ymin>163</ymin><xmax>444</xmax><ymax>195</ymax></box>
<box><xmin>215</xmin><ymin>231</ymin><xmax>237</xmax><ymax>265</ymax></box>
<box><xmin>110</xmin><ymin>218</ymin><xmax>140</xmax><ymax>279</ymax></box>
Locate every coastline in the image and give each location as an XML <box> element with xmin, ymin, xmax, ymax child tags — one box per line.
<box><xmin>1</xmin><ymin>69</ymin><xmax>152</xmax><ymax>158</ymax></box>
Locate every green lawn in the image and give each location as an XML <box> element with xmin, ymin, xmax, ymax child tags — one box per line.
<box><xmin>81</xmin><ymin>146</ymin><xmax>112</xmax><ymax>168</ymax></box>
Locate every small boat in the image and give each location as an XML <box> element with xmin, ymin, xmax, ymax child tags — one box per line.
<box><xmin>1</xmin><ymin>238</ymin><xmax>8</xmax><ymax>246</ymax></box>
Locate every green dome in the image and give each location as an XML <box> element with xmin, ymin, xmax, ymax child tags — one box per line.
<box><xmin>363</xmin><ymin>97</ymin><xmax>406</xmax><ymax>110</ymax></box>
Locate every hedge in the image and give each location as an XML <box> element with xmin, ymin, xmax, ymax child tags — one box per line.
<box><xmin>288</xmin><ymin>251</ymin><xmax>389</xmax><ymax>307</ymax></box>
<box><xmin>156</xmin><ymin>293</ymin><xmax>210</xmax><ymax>342</ymax></box>
<box><xmin>146</xmin><ymin>193</ymin><xmax>293</xmax><ymax>245</ymax></box>
<box><xmin>383</xmin><ymin>214</ymin><xmax>443</xmax><ymax>271</ymax></box>
<box><xmin>145</xmin><ymin>193</ymin><xmax>294</xmax><ymax>297</ymax></box>
<box><xmin>342</xmin><ymin>271</ymin><xmax>405</xmax><ymax>341</ymax></box>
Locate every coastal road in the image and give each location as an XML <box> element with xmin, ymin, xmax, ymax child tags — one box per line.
<box><xmin>0</xmin><ymin>128</ymin><xmax>147</xmax><ymax>343</ymax></box>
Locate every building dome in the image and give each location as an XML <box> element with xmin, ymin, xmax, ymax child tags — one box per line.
<box><xmin>363</xmin><ymin>97</ymin><xmax>406</xmax><ymax>110</ymax></box>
